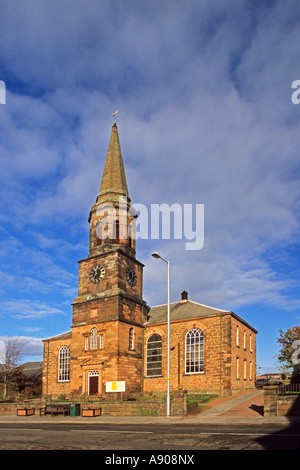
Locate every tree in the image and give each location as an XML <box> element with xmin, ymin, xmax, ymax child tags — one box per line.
<box><xmin>276</xmin><ymin>327</ymin><xmax>300</xmax><ymax>382</ymax></box>
<box><xmin>0</xmin><ymin>337</ymin><xmax>24</xmax><ymax>400</ymax></box>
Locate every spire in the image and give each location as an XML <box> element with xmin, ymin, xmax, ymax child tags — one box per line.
<box><xmin>97</xmin><ymin>122</ymin><xmax>129</xmax><ymax>203</ymax></box>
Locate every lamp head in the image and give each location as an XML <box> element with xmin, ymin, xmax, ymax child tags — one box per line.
<box><xmin>151</xmin><ymin>252</ymin><xmax>161</xmax><ymax>259</ymax></box>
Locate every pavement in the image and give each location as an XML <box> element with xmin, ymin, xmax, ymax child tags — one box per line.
<box><xmin>0</xmin><ymin>389</ymin><xmax>299</xmax><ymax>426</ymax></box>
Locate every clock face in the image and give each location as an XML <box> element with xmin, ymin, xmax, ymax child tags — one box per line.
<box><xmin>126</xmin><ymin>267</ymin><xmax>137</xmax><ymax>287</ymax></box>
<box><xmin>89</xmin><ymin>265</ymin><xmax>105</xmax><ymax>284</ymax></box>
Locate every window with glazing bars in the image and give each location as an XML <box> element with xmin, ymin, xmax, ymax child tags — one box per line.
<box><xmin>58</xmin><ymin>345</ymin><xmax>70</xmax><ymax>382</ymax></box>
<box><xmin>146</xmin><ymin>334</ymin><xmax>162</xmax><ymax>376</ymax></box>
<box><xmin>90</xmin><ymin>328</ymin><xmax>98</xmax><ymax>349</ymax></box>
<box><xmin>185</xmin><ymin>328</ymin><xmax>204</xmax><ymax>374</ymax></box>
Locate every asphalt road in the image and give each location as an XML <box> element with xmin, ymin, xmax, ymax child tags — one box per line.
<box><xmin>0</xmin><ymin>422</ymin><xmax>299</xmax><ymax>451</ymax></box>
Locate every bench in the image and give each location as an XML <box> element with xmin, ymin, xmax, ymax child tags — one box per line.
<box><xmin>39</xmin><ymin>404</ymin><xmax>70</xmax><ymax>416</ymax></box>
<box><xmin>81</xmin><ymin>408</ymin><xmax>101</xmax><ymax>417</ymax></box>
<box><xmin>17</xmin><ymin>408</ymin><xmax>35</xmax><ymax>416</ymax></box>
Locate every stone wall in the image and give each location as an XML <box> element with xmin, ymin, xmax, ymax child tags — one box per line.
<box><xmin>0</xmin><ymin>391</ymin><xmax>187</xmax><ymax>417</ymax></box>
<box><xmin>143</xmin><ymin>314</ymin><xmax>256</xmax><ymax>396</ymax></box>
<box><xmin>263</xmin><ymin>386</ymin><xmax>300</xmax><ymax>416</ymax></box>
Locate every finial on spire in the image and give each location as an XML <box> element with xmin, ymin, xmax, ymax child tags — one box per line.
<box><xmin>113</xmin><ymin>110</ymin><xmax>119</xmax><ymax>123</ymax></box>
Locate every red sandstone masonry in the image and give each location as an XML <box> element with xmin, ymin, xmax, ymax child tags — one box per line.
<box><xmin>143</xmin><ymin>314</ymin><xmax>256</xmax><ymax>396</ymax></box>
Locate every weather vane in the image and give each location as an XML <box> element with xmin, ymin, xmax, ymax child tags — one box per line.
<box><xmin>113</xmin><ymin>110</ymin><xmax>119</xmax><ymax>122</ymax></box>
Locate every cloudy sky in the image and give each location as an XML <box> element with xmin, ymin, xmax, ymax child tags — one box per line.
<box><xmin>1</xmin><ymin>0</ymin><xmax>300</xmax><ymax>374</ymax></box>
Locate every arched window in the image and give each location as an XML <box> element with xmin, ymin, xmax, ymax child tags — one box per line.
<box><xmin>58</xmin><ymin>346</ymin><xmax>70</xmax><ymax>382</ymax></box>
<box><xmin>129</xmin><ymin>328</ymin><xmax>135</xmax><ymax>350</ymax></box>
<box><xmin>146</xmin><ymin>334</ymin><xmax>162</xmax><ymax>377</ymax></box>
<box><xmin>185</xmin><ymin>328</ymin><xmax>204</xmax><ymax>374</ymax></box>
<box><xmin>90</xmin><ymin>328</ymin><xmax>98</xmax><ymax>350</ymax></box>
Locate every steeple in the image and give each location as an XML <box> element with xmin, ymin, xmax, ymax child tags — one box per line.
<box><xmin>88</xmin><ymin>121</ymin><xmax>136</xmax><ymax>257</ymax></box>
<box><xmin>97</xmin><ymin>122</ymin><xmax>130</xmax><ymax>204</ymax></box>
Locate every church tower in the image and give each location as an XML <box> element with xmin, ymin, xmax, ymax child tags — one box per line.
<box><xmin>69</xmin><ymin>122</ymin><xmax>148</xmax><ymax>397</ymax></box>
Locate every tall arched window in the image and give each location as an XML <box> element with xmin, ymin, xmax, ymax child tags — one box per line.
<box><xmin>185</xmin><ymin>328</ymin><xmax>204</xmax><ymax>374</ymax></box>
<box><xmin>58</xmin><ymin>346</ymin><xmax>70</xmax><ymax>382</ymax></box>
<box><xmin>90</xmin><ymin>328</ymin><xmax>98</xmax><ymax>350</ymax></box>
<box><xmin>146</xmin><ymin>334</ymin><xmax>162</xmax><ymax>377</ymax></box>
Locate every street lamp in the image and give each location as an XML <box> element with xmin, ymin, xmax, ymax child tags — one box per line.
<box><xmin>151</xmin><ymin>252</ymin><xmax>170</xmax><ymax>417</ymax></box>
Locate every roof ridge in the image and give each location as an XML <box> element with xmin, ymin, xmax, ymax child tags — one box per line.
<box><xmin>149</xmin><ymin>300</ymin><xmax>182</xmax><ymax>308</ymax></box>
<box><xmin>149</xmin><ymin>299</ymin><xmax>230</xmax><ymax>313</ymax></box>
<box><xmin>43</xmin><ymin>330</ymin><xmax>72</xmax><ymax>341</ymax></box>
<box><xmin>187</xmin><ymin>299</ymin><xmax>230</xmax><ymax>312</ymax></box>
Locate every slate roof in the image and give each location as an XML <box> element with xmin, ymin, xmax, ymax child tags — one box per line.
<box><xmin>42</xmin><ymin>330</ymin><xmax>72</xmax><ymax>342</ymax></box>
<box><xmin>19</xmin><ymin>361</ymin><xmax>43</xmax><ymax>379</ymax></box>
<box><xmin>146</xmin><ymin>300</ymin><xmax>257</xmax><ymax>333</ymax></box>
<box><xmin>147</xmin><ymin>300</ymin><xmax>229</xmax><ymax>323</ymax></box>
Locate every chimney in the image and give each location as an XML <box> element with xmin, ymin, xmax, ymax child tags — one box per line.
<box><xmin>181</xmin><ymin>290</ymin><xmax>188</xmax><ymax>302</ymax></box>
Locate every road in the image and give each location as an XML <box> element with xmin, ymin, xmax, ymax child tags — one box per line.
<box><xmin>0</xmin><ymin>422</ymin><xmax>299</xmax><ymax>451</ymax></box>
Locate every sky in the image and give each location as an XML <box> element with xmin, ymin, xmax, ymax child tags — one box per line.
<box><xmin>0</xmin><ymin>0</ymin><xmax>300</xmax><ymax>375</ymax></box>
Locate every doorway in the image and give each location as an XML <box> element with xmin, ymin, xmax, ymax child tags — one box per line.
<box><xmin>88</xmin><ymin>370</ymin><xmax>99</xmax><ymax>395</ymax></box>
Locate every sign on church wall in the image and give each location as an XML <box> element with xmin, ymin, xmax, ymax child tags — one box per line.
<box><xmin>106</xmin><ymin>381</ymin><xmax>126</xmax><ymax>392</ymax></box>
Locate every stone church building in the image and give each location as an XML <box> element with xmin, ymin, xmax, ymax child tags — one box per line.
<box><xmin>42</xmin><ymin>122</ymin><xmax>257</xmax><ymax>399</ymax></box>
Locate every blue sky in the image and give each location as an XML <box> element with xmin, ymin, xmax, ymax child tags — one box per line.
<box><xmin>0</xmin><ymin>0</ymin><xmax>300</xmax><ymax>375</ymax></box>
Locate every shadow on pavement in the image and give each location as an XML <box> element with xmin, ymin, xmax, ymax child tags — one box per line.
<box><xmin>249</xmin><ymin>404</ymin><xmax>264</xmax><ymax>416</ymax></box>
<box><xmin>255</xmin><ymin>395</ymin><xmax>300</xmax><ymax>450</ymax></box>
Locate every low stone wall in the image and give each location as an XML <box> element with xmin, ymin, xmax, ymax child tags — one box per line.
<box><xmin>263</xmin><ymin>386</ymin><xmax>300</xmax><ymax>417</ymax></box>
<box><xmin>82</xmin><ymin>401</ymin><xmax>166</xmax><ymax>416</ymax></box>
<box><xmin>277</xmin><ymin>395</ymin><xmax>300</xmax><ymax>416</ymax></box>
<box><xmin>0</xmin><ymin>391</ymin><xmax>187</xmax><ymax>417</ymax></box>
<box><xmin>0</xmin><ymin>402</ymin><xmax>20</xmax><ymax>416</ymax></box>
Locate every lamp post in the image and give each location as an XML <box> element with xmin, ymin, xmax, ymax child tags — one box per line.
<box><xmin>151</xmin><ymin>252</ymin><xmax>170</xmax><ymax>417</ymax></box>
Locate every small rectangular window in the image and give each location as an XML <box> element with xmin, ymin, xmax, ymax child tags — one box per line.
<box><xmin>129</xmin><ymin>328</ymin><xmax>134</xmax><ymax>350</ymax></box>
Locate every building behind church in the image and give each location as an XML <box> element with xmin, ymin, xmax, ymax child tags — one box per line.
<box><xmin>42</xmin><ymin>122</ymin><xmax>257</xmax><ymax>399</ymax></box>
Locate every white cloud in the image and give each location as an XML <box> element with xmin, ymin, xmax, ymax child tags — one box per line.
<box><xmin>0</xmin><ymin>1</ymin><xmax>299</xmax><ymax>356</ymax></box>
<box><xmin>0</xmin><ymin>336</ymin><xmax>43</xmax><ymax>358</ymax></box>
<box><xmin>1</xmin><ymin>300</ymin><xmax>66</xmax><ymax>320</ymax></box>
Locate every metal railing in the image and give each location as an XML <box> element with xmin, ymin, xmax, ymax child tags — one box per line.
<box><xmin>279</xmin><ymin>383</ymin><xmax>300</xmax><ymax>395</ymax></box>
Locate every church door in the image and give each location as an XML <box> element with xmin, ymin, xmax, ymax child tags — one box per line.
<box><xmin>88</xmin><ymin>371</ymin><xmax>99</xmax><ymax>395</ymax></box>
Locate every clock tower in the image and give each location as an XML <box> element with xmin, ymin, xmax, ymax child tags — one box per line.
<box><xmin>69</xmin><ymin>122</ymin><xmax>148</xmax><ymax>397</ymax></box>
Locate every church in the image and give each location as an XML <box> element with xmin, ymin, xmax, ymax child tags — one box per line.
<box><xmin>42</xmin><ymin>122</ymin><xmax>257</xmax><ymax>399</ymax></box>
